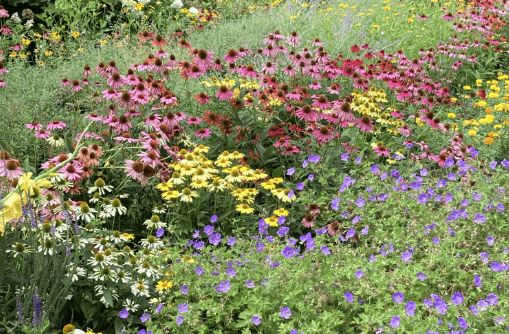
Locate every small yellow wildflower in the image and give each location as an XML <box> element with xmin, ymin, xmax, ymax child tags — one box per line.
<box><xmin>156</xmin><ymin>280</ymin><xmax>173</xmax><ymax>291</ymax></box>
<box><xmin>468</xmin><ymin>129</ymin><xmax>477</xmax><ymax>136</ymax></box>
<box><xmin>447</xmin><ymin>113</ymin><xmax>456</xmax><ymax>119</ymax></box>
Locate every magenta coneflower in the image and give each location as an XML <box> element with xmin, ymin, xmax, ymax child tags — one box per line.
<box><xmin>261</xmin><ymin>62</ymin><xmax>276</xmax><ymax>75</ymax></box>
<box><xmin>313</xmin><ymin>126</ymin><xmax>335</xmax><ymax>144</ymax></box>
<box><xmin>0</xmin><ymin>61</ymin><xmax>9</xmax><ymax>76</ymax></box>
<box><xmin>373</xmin><ymin>145</ymin><xmax>391</xmax><ymax>157</ymax></box>
<box><xmin>313</xmin><ymin>95</ymin><xmax>331</xmax><ymax>110</ymax></box>
<box><xmin>262</xmin><ymin>45</ymin><xmax>278</xmax><ymax>57</ymax></box>
<box><xmin>155</xmin><ymin>48</ymin><xmax>168</xmax><ymax>58</ymax></box>
<box><xmin>125</xmin><ymin>160</ymin><xmax>144</xmax><ymax>181</ymax></box>
<box><xmin>286</xmin><ymin>31</ymin><xmax>301</xmax><ymax>48</ymax></box>
<box><xmin>310</xmin><ymin>37</ymin><xmax>324</xmax><ymax>47</ymax></box>
<box><xmin>160</xmin><ymin>93</ymin><xmax>178</xmax><ymax>105</ymax></box>
<box><xmin>152</xmin><ymin>34</ymin><xmax>167</xmax><ymax>47</ymax></box>
<box><xmin>82</xmin><ymin>65</ymin><xmax>93</xmax><ymax>76</ymax></box>
<box><xmin>274</xmin><ymin>137</ymin><xmax>291</xmax><ymax>148</ymax></box>
<box><xmin>10</xmin><ymin>44</ymin><xmax>23</xmax><ymax>51</ymax></box>
<box><xmin>302</xmin><ymin>214</ymin><xmax>315</xmax><ymax>228</ymax></box>
<box><xmin>86</xmin><ymin>113</ymin><xmax>103</xmax><ymax>122</ymax></box>
<box><xmin>71</xmin><ymin>80</ymin><xmax>83</xmax><ymax>92</ymax></box>
<box><xmin>47</xmin><ymin>120</ymin><xmax>66</xmax><ymax>130</ymax></box>
<box><xmin>0</xmin><ymin>6</ymin><xmax>9</xmax><ymax>17</ymax></box>
<box><xmin>216</xmin><ymin>86</ymin><xmax>233</xmax><ymax>101</ymax></box>
<box><xmin>132</xmin><ymin>93</ymin><xmax>150</xmax><ymax>104</ymax></box>
<box><xmin>399</xmin><ymin>125</ymin><xmax>411</xmax><ymax>137</ymax></box>
<box><xmin>194</xmin><ymin>92</ymin><xmax>210</xmax><ymax>104</ymax></box>
<box><xmin>194</xmin><ymin>49</ymin><xmax>215</xmax><ymax>70</ymax></box>
<box><xmin>295</xmin><ymin>105</ymin><xmax>318</xmax><ymax>122</ymax></box>
<box><xmin>115</xmin><ymin>132</ymin><xmax>138</xmax><ymax>143</ymax></box>
<box><xmin>238</xmin><ymin>65</ymin><xmax>258</xmax><ymax>78</ymax></box>
<box><xmin>223</xmin><ymin>49</ymin><xmax>238</xmax><ymax>63</ymax></box>
<box><xmin>137</xmin><ymin>30</ymin><xmax>154</xmax><ymax>42</ymax></box>
<box><xmin>0</xmin><ymin>25</ymin><xmax>12</xmax><ymax>35</ymax></box>
<box><xmin>25</xmin><ymin>122</ymin><xmax>42</xmax><ymax>130</ymax></box>
<box><xmin>116</xmin><ymin>115</ymin><xmax>132</xmax><ymax>133</ymax></box>
<box><xmin>187</xmin><ymin>116</ymin><xmax>202</xmax><ymax>125</ymax></box>
<box><xmin>286</xmin><ymin>89</ymin><xmax>301</xmax><ymax>101</ymax></box>
<box><xmin>441</xmin><ymin>12</ymin><xmax>454</xmax><ymax>21</ymax></box>
<box><xmin>107</xmin><ymin>73</ymin><xmax>126</xmax><ymax>89</ymax></box>
<box><xmin>327</xmin><ymin>83</ymin><xmax>341</xmax><ymax>95</ymax></box>
<box><xmin>282</xmin><ymin>65</ymin><xmax>295</xmax><ymax>76</ymax></box>
<box><xmin>195</xmin><ymin>128</ymin><xmax>211</xmax><ymax>138</ymax></box>
<box><xmin>125</xmin><ymin>75</ymin><xmax>140</xmax><ymax>86</ymax></box>
<box><xmin>102</xmin><ymin>88</ymin><xmax>119</xmax><ymax>100</ymax></box>
<box><xmin>61</xmin><ymin>162</ymin><xmax>83</xmax><ymax>182</ymax></box>
<box><xmin>355</xmin><ymin>116</ymin><xmax>374</xmax><ymax>133</ymax></box>
<box><xmin>2</xmin><ymin>159</ymin><xmax>23</xmax><ymax>179</ymax></box>
<box><xmin>60</xmin><ymin>78</ymin><xmax>70</xmax><ymax>86</ymax></box>
<box><xmin>309</xmin><ymin>81</ymin><xmax>321</xmax><ymax>90</ymax></box>
<box><xmin>105</xmin><ymin>60</ymin><xmax>119</xmax><ymax>74</ymax></box>
<box><xmin>145</xmin><ymin>114</ymin><xmax>162</xmax><ymax>128</ymax></box>
<box><xmin>125</xmin><ymin>109</ymin><xmax>141</xmax><ymax>117</ymax></box>
<box><xmin>130</xmin><ymin>83</ymin><xmax>149</xmax><ymax>97</ymax></box>
<box><xmin>139</xmin><ymin>150</ymin><xmax>160</xmax><ymax>169</ymax></box>
<box><xmin>117</xmin><ymin>92</ymin><xmax>136</xmax><ymax>109</ymax></box>
<box><xmin>0</xmin><ymin>79</ymin><xmax>6</xmax><ymax>87</ymax></box>
<box><xmin>187</xmin><ymin>65</ymin><xmax>205</xmax><ymax>79</ymax></box>
<box><xmin>82</xmin><ymin>78</ymin><xmax>90</xmax><ymax>85</ymax></box>
<box><xmin>281</xmin><ymin>145</ymin><xmax>300</xmax><ymax>155</ymax></box>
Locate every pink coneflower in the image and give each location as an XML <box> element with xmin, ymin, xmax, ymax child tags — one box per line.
<box><xmin>355</xmin><ymin>116</ymin><xmax>374</xmax><ymax>133</ymax></box>
<box><xmin>0</xmin><ymin>25</ymin><xmax>12</xmax><ymax>35</ymax></box>
<box><xmin>160</xmin><ymin>92</ymin><xmax>178</xmax><ymax>106</ymax></box>
<box><xmin>124</xmin><ymin>160</ymin><xmax>143</xmax><ymax>181</ymax></box>
<box><xmin>107</xmin><ymin>73</ymin><xmax>126</xmax><ymax>89</ymax></box>
<box><xmin>105</xmin><ymin>60</ymin><xmax>119</xmax><ymax>74</ymax></box>
<box><xmin>130</xmin><ymin>83</ymin><xmax>149</xmax><ymax>97</ymax></box>
<box><xmin>25</xmin><ymin>122</ymin><xmax>43</xmax><ymax>130</ymax></box>
<box><xmin>310</xmin><ymin>37</ymin><xmax>324</xmax><ymax>47</ymax></box>
<box><xmin>102</xmin><ymin>88</ymin><xmax>119</xmax><ymax>100</ymax></box>
<box><xmin>187</xmin><ymin>65</ymin><xmax>205</xmax><ymax>79</ymax></box>
<box><xmin>60</xmin><ymin>78</ymin><xmax>71</xmax><ymax>86</ymax></box>
<box><xmin>295</xmin><ymin>105</ymin><xmax>318</xmax><ymax>122</ymax></box>
<box><xmin>117</xmin><ymin>91</ymin><xmax>136</xmax><ymax>109</ymax></box>
<box><xmin>262</xmin><ymin>44</ymin><xmax>278</xmax><ymax>57</ymax></box>
<box><xmin>137</xmin><ymin>30</ymin><xmax>154</xmax><ymax>42</ymax></box>
<box><xmin>286</xmin><ymin>31</ymin><xmax>301</xmax><ymax>48</ymax></box>
<box><xmin>116</xmin><ymin>115</ymin><xmax>132</xmax><ymax>133</ymax></box>
<box><xmin>125</xmin><ymin>109</ymin><xmax>140</xmax><ymax>117</ymax></box>
<box><xmin>216</xmin><ymin>85</ymin><xmax>233</xmax><ymax>101</ymax></box>
<box><xmin>313</xmin><ymin>95</ymin><xmax>331</xmax><ymax>110</ymax></box>
<box><xmin>34</xmin><ymin>129</ymin><xmax>51</xmax><ymax>139</ymax></box>
<box><xmin>286</xmin><ymin>89</ymin><xmax>301</xmax><ymax>101</ymax></box>
<box><xmin>0</xmin><ymin>81</ymin><xmax>6</xmax><ymax>88</ymax></box>
<box><xmin>210</xmin><ymin>58</ymin><xmax>223</xmax><ymax>71</ymax></box>
<box><xmin>238</xmin><ymin>65</ymin><xmax>258</xmax><ymax>78</ymax></box>
<box><xmin>0</xmin><ymin>6</ymin><xmax>9</xmax><ymax>17</ymax></box>
<box><xmin>274</xmin><ymin>137</ymin><xmax>291</xmax><ymax>148</ymax></box>
<box><xmin>187</xmin><ymin>116</ymin><xmax>202</xmax><ymax>125</ymax></box>
<box><xmin>152</xmin><ymin>34</ymin><xmax>167</xmax><ymax>46</ymax></box>
<box><xmin>261</xmin><ymin>62</ymin><xmax>276</xmax><ymax>75</ymax></box>
<box><xmin>155</xmin><ymin>48</ymin><xmax>168</xmax><ymax>58</ymax></box>
<box><xmin>417</xmin><ymin>13</ymin><xmax>428</xmax><ymax>21</ymax></box>
<box><xmin>281</xmin><ymin>145</ymin><xmax>300</xmax><ymax>155</ymax></box>
<box><xmin>10</xmin><ymin>44</ymin><xmax>23</xmax><ymax>51</ymax></box>
<box><xmin>194</xmin><ymin>49</ymin><xmax>215</xmax><ymax>70</ymax></box>
<box><xmin>82</xmin><ymin>65</ymin><xmax>93</xmax><ymax>76</ymax></box>
<box><xmin>47</xmin><ymin>120</ymin><xmax>66</xmax><ymax>130</ymax></box>
<box><xmin>441</xmin><ymin>12</ymin><xmax>454</xmax><ymax>21</ymax></box>
<box><xmin>223</xmin><ymin>49</ymin><xmax>238</xmax><ymax>63</ymax></box>
<box><xmin>2</xmin><ymin>159</ymin><xmax>23</xmax><ymax>179</ymax></box>
<box><xmin>125</xmin><ymin>75</ymin><xmax>140</xmax><ymax>86</ymax></box>
<box><xmin>342</xmin><ymin>142</ymin><xmax>359</xmax><ymax>154</ymax></box>
<box><xmin>86</xmin><ymin>113</ymin><xmax>103</xmax><ymax>122</ymax></box>
<box><xmin>373</xmin><ymin>145</ymin><xmax>391</xmax><ymax>157</ymax></box>
<box><xmin>115</xmin><ymin>132</ymin><xmax>138</xmax><ymax>143</ymax></box>
<box><xmin>399</xmin><ymin>125</ymin><xmax>411</xmax><ymax>137</ymax></box>
<box><xmin>132</xmin><ymin>93</ymin><xmax>150</xmax><ymax>104</ymax></box>
<box><xmin>61</xmin><ymin>162</ymin><xmax>83</xmax><ymax>182</ymax></box>
<box><xmin>139</xmin><ymin>150</ymin><xmax>160</xmax><ymax>169</ymax></box>
<box><xmin>327</xmin><ymin>83</ymin><xmax>341</xmax><ymax>95</ymax></box>
<box><xmin>0</xmin><ymin>61</ymin><xmax>9</xmax><ymax>76</ymax></box>
<box><xmin>302</xmin><ymin>214</ymin><xmax>315</xmax><ymax>228</ymax></box>
<box><xmin>313</xmin><ymin>126</ymin><xmax>335</xmax><ymax>144</ymax></box>
<box><xmin>145</xmin><ymin>114</ymin><xmax>162</xmax><ymax>128</ymax></box>
<box><xmin>309</xmin><ymin>81</ymin><xmax>321</xmax><ymax>90</ymax></box>
<box><xmin>71</xmin><ymin>80</ymin><xmax>83</xmax><ymax>92</ymax></box>
<box><xmin>194</xmin><ymin>92</ymin><xmax>210</xmax><ymax>104</ymax></box>
<box><xmin>82</xmin><ymin>78</ymin><xmax>90</xmax><ymax>85</ymax></box>
<box><xmin>195</xmin><ymin>128</ymin><xmax>211</xmax><ymax>138</ymax></box>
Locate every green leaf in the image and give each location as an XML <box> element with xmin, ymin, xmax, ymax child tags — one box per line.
<box><xmin>272</xmin><ymin>166</ymin><xmax>284</xmax><ymax>177</ymax></box>
<box><xmin>103</xmin><ymin>288</ymin><xmax>113</xmax><ymax>306</ymax></box>
<box><xmin>114</xmin><ymin>318</ymin><xmax>123</xmax><ymax>333</ymax></box>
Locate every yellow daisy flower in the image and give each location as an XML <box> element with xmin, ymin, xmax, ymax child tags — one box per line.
<box><xmin>236</xmin><ymin>204</ymin><xmax>254</xmax><ymax>214</ymax></box>
<box><xmin>156</xmin><ymin>280</ymin><xmax>173</xmax><ymax>291</ymax></box>
<box><xmin>178</xmin><ymin>188</ymin><xmax>199</xmax><ymax>202</ymax></box>
<box><xmin>261</xmin><ymin>181</ymin><xmax>276</xmax><ymax>190</ymax></box>
<box><xmin>215</xmin><ymin>158</ymin><xmax>232</xmax><ymax>168</ymax></box>
<box><xmin>273</xmin><ymin>208</ymin><xmax>289</xmax><ymax>216</ymax></box>
<box><xmin>207</xmin><ymin>178</ymin><xmax>227</xmax><ymax>192</ymax></box>
<box><xmin>266</xmin><ymin>215</ymin><xmax>279</xmax><ymax>227</ymax></box>
<box><xmin>191</xmin><ymin>179</ymin><xmax>208</xmax><ymax>189</ymax></box>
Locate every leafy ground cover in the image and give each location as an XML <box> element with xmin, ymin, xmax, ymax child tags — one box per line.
<box><xmin>1</xmin><ymin>0</ymin><xmax>509</xmax><ymax>333</ymax></box>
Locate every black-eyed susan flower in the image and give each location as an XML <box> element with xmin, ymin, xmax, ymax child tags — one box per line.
<box><xmin>273</xmin><ymin>208</ymin><xmax>289</xmax><ymax>217</ymax></box>
<box><xmin>236</xmin><ymin>204</ymin><xmax>254</xmax><ymax>214</ymax></box>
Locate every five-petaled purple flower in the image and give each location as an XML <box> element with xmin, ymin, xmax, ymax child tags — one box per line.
<box><xmin>251</xmin><ymin>315</ymin><xmax>261</xmax><ymax>325</ymax></box>
<box><xmin>280</xmin><ymin>307</ymin><xmax>291</xmax><ymax>319</ymax></box>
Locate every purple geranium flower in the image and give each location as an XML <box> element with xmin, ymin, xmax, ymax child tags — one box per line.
<box><xmin>405</xmin><ymin>301</ymin><xmax>416</xmax><ymax>316</ymax></box>
<box><xmin>204</xmin><ymin>225</ymin><xmax>214</xmax><ymax>235</ymax></box>
<box><xmin>371</xmin><ymin>164</ymin><xmax>380</xmax><ymax>174</ymax></box>
<box><xmin>282</xmin><ymin>246</ymin><xmax>298</xmax><ymax>258</ymax></box>
<box><xmin>195</xmin><ymin>266</ymin><xmax>204</xmax><ymax>275</ymax></box>
<box><xmin>155</xmin><ymin>303</ymin><xmax>163</xmax><ymax>313</ymax></box>
<box><xmin>417</xmin><ymin>272</ymin><xmax>427</xmax><ymax>281</ymax></box>
<box><xmin>140</xmin><ymin>313</ymin><xmax>150</xmax><ymax>322</ymax></box>
<box><xmin>176</xmin><ymin>315</ymin><xmax>184</xmax><ymax>325</ymax></box>
<box><xmin>251</xmin><ymin>315</ymin><xmax>261</xmax><ymax>325</ymax></box>
<box><xmin>180</xmin><ymin>285</ymin><xmax>188</xmax><ymax>295</ymax></box>
<box><xmin>401</xmin><ymin>251</ymin><xmax>412</xmax><ymax>263</ymax></box>
<box><xmin>345</xmin><ymin>292</ymin><xmax>354</xmax><ymax>302</ymax></box>
<box><xmin>321</xmin><ymin>245</ymin><xmax>330</xmax><ymax>256</ymax></box>
<box><xmin>287</xmin><ymin>167</ymin><xmax>295</xmax><ymax>175</ymax></box>
<box><xmin>210</xmin><ymin>214</ymin><xmax>218</xmax><ymax>223</ymax></box>
<box><xmin>178</xmin><ymin>303</ymin><xmax>188</xmax><ymax>314</ymax></box>
<box><xmin>280</xmin><ymin>307</ymin><xmax>291</xmax><ymax>319</ymax></box>
<box><xmin>393</xmin><ymin>292</ymin><xmax>404</xmax><ymax>303</ymax></box>
<box><xmin>390</xmin><ymin>316</ymin><xmax>400</xmax><ymax>328</ymax></box>
<box><xmin>209</xmin><ymin>233</ymin><xmax>221</xmax><ymax>245</ymax></box>
<box><xmin>458</xmin><ymin>317</ymin><xmax>468</xmax><ymax>329</ymax></box>
<box><xmin>156</xmin><ymin>228</ymin><xmax>164</xmax><ymax>238</ymax></box>
<box><xmin>245</xmin><ymin>280</ymin><xmax>255</xmax><ymax>288</ymax></box>
<box><xmin>451</xmin><ymin>292</ymin><xmax>464</xmax><ymax>305</ymax></box>
<box><xmin>119</xmin><ymin>309</ymin><xmax>129</xmax><ymax>319</ymax></box>
<box><xmin>226</xmin><ymin>268</ymin><xmax>236</xmax><ymax>277</ymax></box>
<box><xmin>355</xmin><ymin>270</ymin><xmax>364</xmax><ymax>279</ymax></box>
<box><xmin>227</xmin><ymin>237</ymin><xmax>236</xmax><ymax>246</ymax></box>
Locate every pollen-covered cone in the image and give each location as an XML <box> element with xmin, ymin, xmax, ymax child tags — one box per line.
<box><xmin>0</xmin><ymin>193</ymin><xmax>22</xmax><ymax>235</ymax></box>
